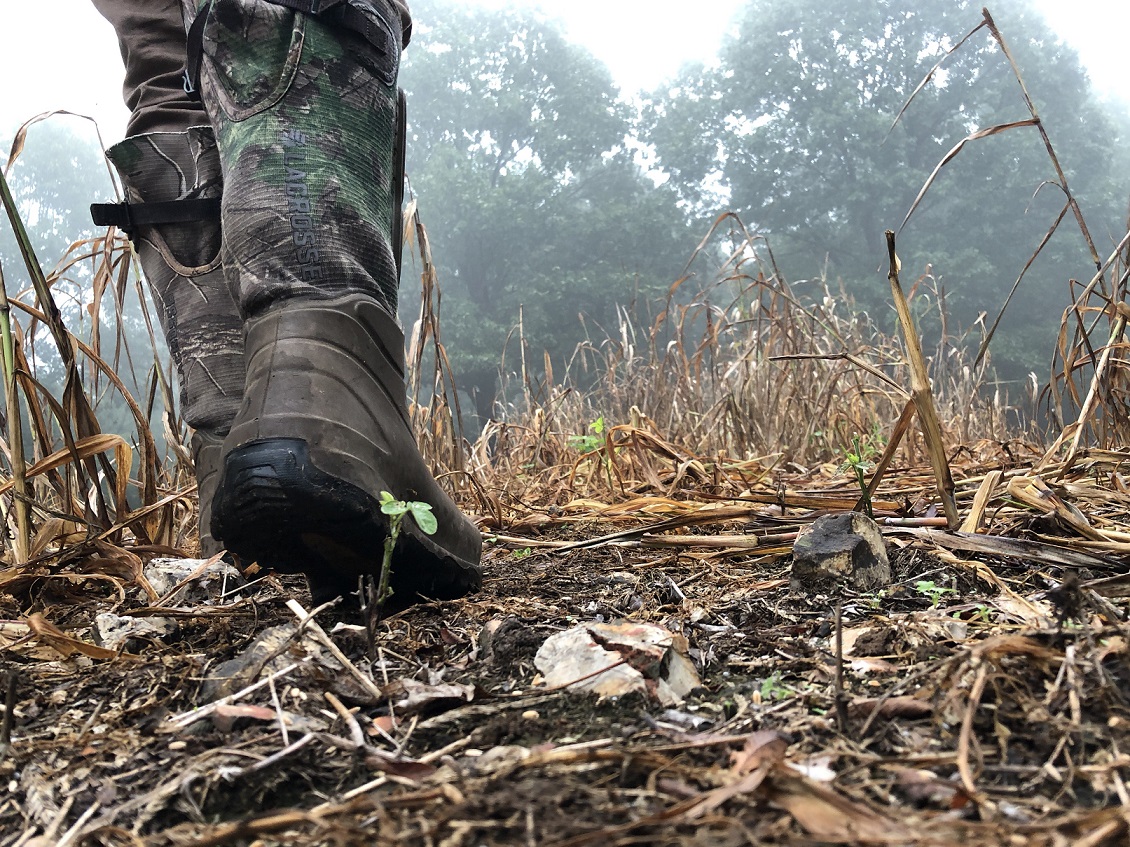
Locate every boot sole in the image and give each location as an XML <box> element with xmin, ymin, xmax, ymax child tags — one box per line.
<box><xmin>213</xmin><ymin>437</ymin><xmax>482</xmax><ymax>601</ymax></box>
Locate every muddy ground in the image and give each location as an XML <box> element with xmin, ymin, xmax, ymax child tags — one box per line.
<box><xmin>4</xmin><ymin>461</ymin><xmax>1130</xmax><ymax>845</ymax></box>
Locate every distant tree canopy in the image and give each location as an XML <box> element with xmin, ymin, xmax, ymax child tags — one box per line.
<box><xmin>399</xmin><ymin>0</ymin><xmax>694</xmax><ymax>413</ymax></box>
<box><xmin>645</xmin><ymin>0</ymin><xmax>1129</xmax><ymax>378</ymax></box>
<box><xmin>1</xmin><ymin>120</ymin><xmax>110</xmax><ymax>279</ymax></box>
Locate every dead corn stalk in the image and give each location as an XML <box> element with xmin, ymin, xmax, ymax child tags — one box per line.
<box><xmin>886</xmin><ymin>231</ymin><xmax>959</xmax><ymax>528</ymax></box>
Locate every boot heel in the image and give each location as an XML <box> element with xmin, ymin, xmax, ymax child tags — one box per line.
<box><xmin>213</xmin><ymin>437</ymin><xmax>380</xmax><ymax>574</ymax></box>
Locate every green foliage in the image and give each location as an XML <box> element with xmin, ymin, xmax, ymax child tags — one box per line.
<box><xmin>374</xmin><ymin>491</ymin><xmax>439</xmax><ymax>611</ymax></box>
<box><xmin>568</xmin><ymin>416</ymin><xmax>606</xmax><ymax>454</ymax></box>
<box><xmin>400</xmin><ymin>0</ymin><xmax>695</xmax><ymax>412</ymax></box>
<box><xmin>759</xmin><ymin>672</ymin><xmax>794</xmax><ymax>701</ymax></box>
<box><xmin>840</xmin><ymin>429</ymin><xmax>884</xmax><ymax>518</ymax></box>
<box><xmin>915</xmin><ymin>580</ymin><xmax>957</xmax><ymax>607</ymax></box>
<box><xmin>379</xmin><ymin>490</ymin><xmax>439</xmax><ymax>536</ymax></box>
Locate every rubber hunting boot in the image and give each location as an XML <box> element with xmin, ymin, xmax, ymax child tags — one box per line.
<box><xmin>191</xmin><ymin>0</ymin><xmax>483</xmax><ymax>600</ymax></box>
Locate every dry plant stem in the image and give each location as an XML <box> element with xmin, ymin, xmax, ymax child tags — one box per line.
<box><xmin>957</xmin><ymin>662</ymin><xmax>990</xmax><ymax>808</ymax></box>
<box><xmin>1057</xmin><ymin>313</ymin><xmax>1127</xmax><ymax>475</ymax></box>
<box><xmin>0</xmin><ymin>261</ymin><xmax>30</xmax><ymax>562</ymax></box>
<box><xmin>854</xmin><ymin>398</ymin><xmax>916</xmax><ymax>514</ymax></box>
<box><xmin>1039</xmin><ymin>228</ymin><xmax>1130</xmax><ymax>454</ymax></box>
<box><xmin>285</xmin><ymin>598</ymin><xmax>384</xmax><ymax>702</ymax></box>
<box><xmin>834</xmin><ymin>601</ymin><xmax>849</xmax><ymax>735</ymax></box>
<box><xmin>960</xmin><ymin>470</ymin><xmax>1003</xmax><ymax>533</ymax></box>
<box><xmin>885</xmin><ymin>231</ymin><xmax>959</xmax><ymax>528</ymax></box>
<box><xmin>377</xmin><ymin>532</ymin><xmax>396</xmax><ymax>615</ymax></box>
<box><xmin>981</xmin><ymin>9</ymin><xmax>1102</xmax><ymax>273</ymax></box>
<box><xmin>0</xmin><ymin>168</ymin><xmax>112</xmax><ymax>526</ymax></box>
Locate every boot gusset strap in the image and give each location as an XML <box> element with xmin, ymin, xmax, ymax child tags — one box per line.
<box><xmin>183</xmin><ymin>0</ymin><xmax>402</xmax><ymax>102</ymax></box>
<box><xmin>90</xmin><ymin>197</ymin><xmax>221</xmax><ymax>236</ymax></box>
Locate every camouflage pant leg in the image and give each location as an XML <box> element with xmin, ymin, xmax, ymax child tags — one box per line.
<box><xmin>90</xmin><ymin>0</ymin><xmax>208</xmax><ymax>135</ymax></box>
<box><xmin>192</xmin><ymin>0</ymin><xmax>409</xmax><ymax>318</ymax></box>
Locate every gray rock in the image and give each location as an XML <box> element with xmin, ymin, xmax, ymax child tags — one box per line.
<box><xmin>791</xmin><ymin>512</ymin><xmax>891</xmax><ymax>592</ymax></box>
<box><xmin>94</xmin><ymin>613</ymin><xmax>176</xmax><ymax>651</ymax></box>
<box><xmin>534</xmin><ymin>621</ymin><xmax>700</xmax><ymax>706</ymax></box>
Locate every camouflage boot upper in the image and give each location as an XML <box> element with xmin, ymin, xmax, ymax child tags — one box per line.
<box><xmin>104</xmin><ymin>128</ymin><xmax>246</xmax><ymax>556</ymax></box>
<box><xmin>193</xmin><ymin>0</ymin><xmax>405</xmax><ymax>316</ymax></box>
<box><xmin>105</xmin><ymin>128</ymin><xmax>245</xmax><ymax>431</ymax></box>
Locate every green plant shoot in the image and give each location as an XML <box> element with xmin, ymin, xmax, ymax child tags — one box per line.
<box><xmin>375</xmin><ymin>491</ymin><xmax>438</xmax><ymax>609</ymax></box>
<box><xmin>840</xmin><ymin>433</ymin><xmax>880</xmax><ymax>519</ymax></box>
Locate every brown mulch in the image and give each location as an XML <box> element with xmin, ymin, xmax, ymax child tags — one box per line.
<box><xmin>3</xmin><ymin>443</ymin><xmax>1130</xmax><ymax>845</ymax></box>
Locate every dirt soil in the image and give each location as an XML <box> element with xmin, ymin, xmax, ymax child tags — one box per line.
<box><xmin>4</xmin><ymin>458</ymin><xmax>1130</xmax><ymax>845</ymax></box>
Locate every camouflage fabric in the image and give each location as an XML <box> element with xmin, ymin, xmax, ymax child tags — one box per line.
<box><xmin>193</xmin><ymin>0</ymin><xmax>406</xmax><ymax>317</ymax></box>
<box><xmin>106</xmin><ymin>128</ymin><xmax>246</xmax><ymax>432</ymax></box>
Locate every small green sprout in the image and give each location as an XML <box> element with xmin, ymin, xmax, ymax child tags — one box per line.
<box><xmin>759</xmin><ymin>673</ymin><xmax>793</xmax><ymax>702</ymax></box>
<box><xmin>862</xmin><ymin>589</ymin><xmax>889</xmax><ymax>610</ymax></box>
<box><xmin>568</xmin><ymin>416</ymin><xmax>606</xmax><ymax>453</ymax></box>
<box><xmin>840</xmin><ymin>433</ymin><xmax>882</xmax><ymax>519</ymax></box>
<box><xmin>915</xmin><ymin>580</ymin><xmax>956</xmax><ymax>607</ymax></box>
<box><xmin>375</xmin><ymin>491</ymin><xmax>437</xmax><ymax>608</ymax></box>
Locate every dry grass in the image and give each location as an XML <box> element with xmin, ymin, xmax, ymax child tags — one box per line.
<box><xmin>467</xmin><ymin>212</ymin><xmax>1020</xmax><ymax>527</ymax></box>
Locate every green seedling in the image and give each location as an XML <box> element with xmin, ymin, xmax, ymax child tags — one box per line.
<box><xmin>862</xmin><ymin>589</ymin><xmax>889</xmax><ymax>610</ymax></box>
<box><xmin>915</xmin><ymin>580</ymin><xmax>956</xmax><ymax>607</ymax></box>
<box><xmin>568</xmin><ymin>416</ymin><xmax>606</xmax><ymax>454</ymax></box>
<box><xmin>952</xmin><ymin>604</ymin><xmax>993</xmax><ymax>624</ymax></box>
<box><xmin>512</xmin><ymin>547</ymin><xmax>533</xmax><ymax>558</ymax></box>
<box><xmin>840</xmin><ymin>433</ymin><xmax>881</xmax><ymax>519</ymax></box>
<box><xmin>375</xmin><ymin>491</ymin><xmax>438</xmax><ymax>608</ymax></box>
<box><xmin>759</xmin><ymin>673</ymin><xmax>793</xmax><ymax>702</ymax></box>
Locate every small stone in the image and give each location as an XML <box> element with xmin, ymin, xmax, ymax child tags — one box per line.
<box><xmin>533</xmin><ymin>621</ymin><xmax>700</xmax><ymax>706</ymax></box>
<box><xmin>791</xmin><ymin>512</ymin><xmax>891</xmax><ymax>592</ymax></box>
<box><xmin>521</xmin><ymin>710</ymin><xmax>540</xmax><ymax>720</ymax></box>
<box><xmin>94</xmin><ymin>613</ymin><xmax>176</xmax><ymax>650</ymax></box>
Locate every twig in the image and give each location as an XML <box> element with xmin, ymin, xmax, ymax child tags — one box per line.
<box><xmin>168</xmin><ymin>661</ymin><xmax>305</xmax><ymax>729</ymax></box>
<box><xmin>324</xmin><ymin>691</ymin><xmax>366</xmax><ymax>749</ymax></box>
<box><xmin>218</xmin><ymin>734</ymin><xmax>317</xmax><ymax>781</ymax></box>
<box><xmin>834</xmin><ymin>601</ymin><xmax>849</xmax><ymax>736</ymax></box>
<box><xmin>55</xmin><ymin>801</ymin><xmax>101</xmax><ymax>847</ymax></box>
<box><xmin>268</xmin><ymin>675</ymin><xmax>288</xmax><ymax>747</ymax></box>
<box><xmin>957</xmin><ymin>662</ymin><xmax>989</xmax><ymax>802</ymax></box>
<box><xmin>286</xmin><ymin>598</ymin><xmax>384</xmax><ymax>702</ymax></box>
<box><xmin>981</xmin><ymin>9</ymin><xmax>1102</xmax><ymax>271</ymax></box>
<box><xmin>0</xmin><ymin>672</ymin><xmax>16</xmax><ymax>758</ymax></box>
<box><xmin>855</xmin><ymin>399</ymin><xmax>916</xmax><ymax>514</ymax></box>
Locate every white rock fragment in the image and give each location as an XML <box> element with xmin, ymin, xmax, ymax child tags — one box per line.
<box><xmin>144</xmin><ymin>557</ymin><xmax>243</xmax><ymax>603</ymax></box>
<box><xmin>94</xmin><ymin>612</ymin><xmax>176</xmax><ymax>650</ymax></box>
<box><xmin>534</xmin><ymin>621</ymin><xmax>700</xmax><ymax>706</ymax></box>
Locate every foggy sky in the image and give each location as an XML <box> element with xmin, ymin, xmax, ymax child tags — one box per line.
<box><xmin>1</xmin><ymin>0</ymin><xmax>1127</xmax><ymax>145</ymax></box>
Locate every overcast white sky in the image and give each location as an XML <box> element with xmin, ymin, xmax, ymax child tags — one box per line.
<box><xmin>0</xmin><ymin>0</ymin><xmax>1127</xmax><ymax>147</ymax></box>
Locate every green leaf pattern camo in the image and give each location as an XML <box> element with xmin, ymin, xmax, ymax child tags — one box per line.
<box><xmin>195</xmin><ymin>0</ymin><xmax>403</xmax><ymax>317</ymax></box>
